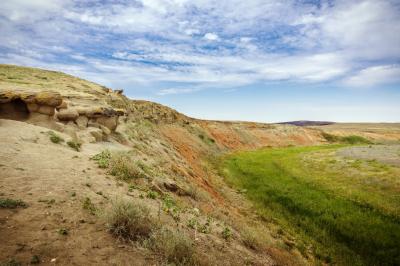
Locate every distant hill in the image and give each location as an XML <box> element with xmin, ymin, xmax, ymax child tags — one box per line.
<box><xmin>279</xmin><ymin>120</ymin><xmax>335</xmax><ymax>126</ymax></box>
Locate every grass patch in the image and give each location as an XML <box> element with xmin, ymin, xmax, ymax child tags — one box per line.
<box><xmin>82</xmin><ymin>197</ymin><xmax>97</xmax><ymax>215</ymax></box>
<box><xmin>220</xmin><ymin>145</ymin><xmax>400</xmax><ymax>265</ymax></box>
<box><xmin>91</xmin><ymin>150</ymin><xmax>111</xmax><ymax>168</ymax></box>
<box><xmin>67</xmin><ymin>140</ymin><xmax>81</xmax><ymax>151</ymax></box>
<box><xmin>322</xmin><ymin>132</ymin><xmax>371</xmax><ymax>144</ymax></box>
<box><xmin>0</xmin><ymin>198</ymin><xmax>27</xmax><ymax>208</ymax></box>
<box><xmin>145</xmin><ymin>227</ymin><xmax>197</xmax><ymax>265</ymax></box>
<box><xmin>108</xmin><ymin>152</ymin><xmax>147</xmax><ymax>180</ymax></box>
<box><xmin>106</xmin><ymin>199</ymin><xmax>158</xmax><ymax>241</ymax></box>
<box><xmin>48</xmin><ymin>131</ymin><xmax>64</xmax><ymax>144</ymax></box>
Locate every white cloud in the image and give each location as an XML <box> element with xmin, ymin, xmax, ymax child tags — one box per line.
<box><xmin>343</xmin><ymin>65</ymin><xmax>400</xmax><ymax>87</ymax></box>
<box><xmin>203</xmin><ymin>33</ymin><xmax>219</xmax><ymax>41</ymax></box>
<box><xmin>0</xmin><ymin>0</ymin><xmax>399</xmax><ymax>93</ymax></box>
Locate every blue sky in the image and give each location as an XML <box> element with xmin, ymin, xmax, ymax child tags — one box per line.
<box><xmin>0</xmin><ymin>0</ymin><xmax>399</xmax><ymax>122</ymax></box>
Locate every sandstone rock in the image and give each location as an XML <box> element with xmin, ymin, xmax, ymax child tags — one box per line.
<box><xmin>76</xmin><ymin>115</ymin><xmax>88</xmax><ymax>129</ymax></box>
<box><xmin>0</xmin><ymin>90</ymin><xmax>18</xmax><ymax>103</ymax></box>
<box><xmin>37</xmin><ymin>105</ymin><xmax>55</xmax><ymax>116</ymax></box>
<box><xmin>88</xmin><ymin>127</ymin><xmax>104</xmax><ymax>142</ymax></box>
<box><xmin>57</xmin><ymin>109</ymin><xmax>79</xmax><ymax>121</ymax></box>
<box><xmin>19</xmin><ymin>91</ymin><xmax>36</xmax><ymax>103</ymax></box>
<box><xmin>35</xmin><ymin>91</ymin><xmax>62</xmax><ymax>107</ymax></box>
<box><xmin>56</xmin><ymin>100</ymin><xmax>68</xmax><ymax>110</ymax></box>
<box><xmin>96</xmin><ymin>116</ymin><xmax>118</xmax><ymax>131</ymax></box>
<box><xmin>99</xmin><ymin>125</ymin><xmax>111</xmax><ymax>135</ymax></box>
<box><xmin>27</xmin><ymin>103</ymin><xmax>39</xmax><ymax>112</ymax></box>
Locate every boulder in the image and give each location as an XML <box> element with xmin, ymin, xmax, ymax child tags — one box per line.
<box><xmin>0</xmin><ymin>90</ymin><xmax>18</xmax><ymax>103</ymax></box>
<box><xmin>88</xmin><ymin>127</ymin><xmax>104</xmax><ymax>142</ymax></box>
<box><xmin>96</xmin><ymin>116</ymin><xmax>118</xmax><ymax>131</ymax></box>
<box><xmin>76</xmin><ymin>115</ymin><xmax>88</xmax><ymax>129</ymax></box>
<box><xmin>99</xmin><ymin>125</ymin><xmax>111</xmax><ymax>135</ymax></box>
<box><xmin>35</xmin><ymin>91</ymin><xmax>62</xmax><ymax>107</ymax></box>
<box><xmin>57</xmin><ymin>109</ymin><xmax>79</xmax><ymax>121</ymax></box>
<box><xmin>27</xmin><ymin>103</ymin><xmax>39</xmax><ymax>112</ymax></box>
<box><xmin>37</xmin><ymin>105</ymin><xmax>55</xmax><ymax>116</ymax></box>
<box><xmin>56</xmin><ymin>100</ymin><xmax>68</xmax><ymax>110</ymax></box>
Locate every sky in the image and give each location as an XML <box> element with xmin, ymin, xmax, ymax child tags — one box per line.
<box><xmin>0</xmin><ymin>0</ymin><xmax>399</xmax><ymax>122</ymax></box>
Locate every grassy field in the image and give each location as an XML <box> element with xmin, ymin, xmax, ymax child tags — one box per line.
<box><xmin>220</xmin><ymin>145</ymin><xmax>400</xmax><ymax>265</ymax></box>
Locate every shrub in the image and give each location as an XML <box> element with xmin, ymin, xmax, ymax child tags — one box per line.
<box><xmin>321</xmin><ymin>132</ymin><xmax>340</xmax><ymax>142</ymax></box>
<box><xmin>67</xmin><ymin>140</ymin><xmax>81</xmax><ymax>151</ymax></box>
<box><xmin>109</xmin><ymin>153</ymin><xmax>146</xmax><ymax>180</ymax></box>
<box><xmin>322</xmin><ymin>132</ymin><xmax>371</xmax><ymax>145</ymax></box>
<box><xmin>0</xmin><ymin>198</ymin><xmax>27</xmax><ymax>208</ymax></box>
<box><xmin>82</xmin><ymin>197</ymin><xmax>96</xmax><ymax>215</ymax></box>
<box><xmin>146</xmin><ymin>227</ymin><xmax>197</xmax><ymax>265</ymax></box>
<box><xmin>0</xmin><ymin>258</ymin><xmax>21</xmax><ymax>266</ymax></box>
<box><xmin>146</xmin><ymin>190</ymin><xmax>159</xmax><ymax>199</ymax></box>
<box><xmin>91</xmin><ymin>150</ymin><xmax>111</xmax><ymax>168</ymax></box>
<box><xmin>48</xmin><ymin>131</ymin><xmax>64</xmax><ymax>144</ymax></box>
<box><xmin>222</xmin><ymin>226</ymin><xmax>232</xmax><ymax>240</ymax></box>
<box><xmin>341</xmin><ymin>135</ymin><xmax>371</xmax><ymax>144</ymax></box>
<box><xmin>106</xmin><ymin>199</ymin><xmax>157</xmax><ymax>241</ymax></box>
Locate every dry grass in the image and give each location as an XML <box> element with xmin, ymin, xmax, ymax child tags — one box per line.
<box><xmin>108</xmin><ymin>152</ymin><xmax>147</xmax><ymax>180</ymax></box>
<box><xmin>145</xmin><ymin>227</ymin><xmax>198</xmax><ymax>266</ymax></box>
<box><xmin>105</xmin><ymin>199</ymin><xmax>158</xmax><ymax>241</ymax></box>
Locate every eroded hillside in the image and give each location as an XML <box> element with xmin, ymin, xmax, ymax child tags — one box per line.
<box><xmin>1</xmin><ymin>64</ymin><xmax>399</xmax><ymax>265</ymax></box>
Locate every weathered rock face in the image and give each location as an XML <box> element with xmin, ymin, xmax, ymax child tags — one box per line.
<box><xmin>0</xmin><ymin>88</ymin><xmax>126</xmax><ymax>143</ymax></box>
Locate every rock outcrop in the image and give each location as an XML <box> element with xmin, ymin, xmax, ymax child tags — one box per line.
<box><xmin>0</xmin><ymin>88</ymin><xmax>126</xmax><ymax>143</ymax></box>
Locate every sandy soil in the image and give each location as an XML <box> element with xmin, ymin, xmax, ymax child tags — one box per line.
<box><xmin>0</xmin><ymin>119</ymin><xmax>153</xmax><ymax>265</ymax></box>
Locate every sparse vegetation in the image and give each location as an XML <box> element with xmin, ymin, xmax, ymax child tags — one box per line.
<box><xmin>48</xmin><ymin>131</ymin><xmax>64</xmax><ymax>144</ymax></box>
<box><xmin>106</xmin><ymin>199</ymin><xmax>158</xmax><ymax>241</ymax></box>
<box><xmin>58</xmin><ymin>228</ymin><xmax>68</xmax><ymax>235</ymax></box>
<box><xmin>67</xmin><ymin>140</ymin><xmax>81</xmax><ymax>151</ymax></box>
<box><xmin>108</xmin><ymin>152</ymin><xmax>147</xmax><ymax>180</ymax></box>
<box><xmin>145</xmin><ymin>227</ymin><xmax>197</xmax><ymax>265</ymax></box>
<box><xmin>82</xmin><ymin>197</ymin><xmax>96</xmax><ymax>215</ymax></box>
<box><xmin>222</xmin><ymin>226</ymin><xmax>232</xmax><ymax>240</ymax></box>
<box><xmin>91</xmin><ymin>150</ymin><xmax>111</xmax><ymax>168</ymax></box>
<box><xmin>0</xmin><ymin>198</ymin><xmax>27</xmax><ymax>208</ymax></box>
<box><xmin>0</xmin><ymin>258</ymin><xmax>21</xmax><ymax>266</ymax></box>
<box><xmin>322</xmin><ymin>132</ymin><xmax>371</xmax><ymax>144</ymax></box>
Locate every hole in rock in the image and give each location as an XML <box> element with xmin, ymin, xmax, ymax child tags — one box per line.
<box><xmin>0</xmin><ymin>98</ymin><xmax>29</xmax><ymax>121</ymax></box>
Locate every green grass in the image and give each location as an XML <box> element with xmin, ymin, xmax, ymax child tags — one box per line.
<box><xmin>67</xmin><ymin>140</ymin><xmax>81</xmax><ymax>151</ymax></box>
<box><xmin>322</xmin><ymin>132</ymin><xmax>372</xmax><ymax>144</ymax></box>
<box><xmin>220</xmin><ymin>145</ymin><xmax>400</xmax><ymax>265</ymax></box>
<box><xmin>0</xmin><ymin>198</ymin><xmax>27</xmax><ymax>208</ymax></box>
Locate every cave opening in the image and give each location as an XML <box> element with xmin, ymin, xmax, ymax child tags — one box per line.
<box><xmin>0</xmin><ymin>98</ymin><xmax>30</xmax><ymax>121</ymax></box>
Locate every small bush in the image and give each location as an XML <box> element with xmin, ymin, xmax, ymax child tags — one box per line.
<box><xmin>48</xmin><ymin>131</ymin><xmax>64</xmax><ymax>144</ymax></box>
<box><xmin>321</xmin><ymin>132</ymin><xmax>340</xmax><ymax>142</ymax></box>
<box><xmin>0</xmin><ymin>258</ymin><xmax>21</xmax><ymax>266</ymax></box>
<box><xmin>91</xmin><ymin>150</ymin><xmax>111</xmax><ymax>168</ymax></box>
<box><xmin>147</xmin><ymin>190</ymin><xmax>159</xmax><ymax>199</ymax></box>
<box><xmin>0</xmin><ymin>198</ymin><xmax>27</xmax><ymax>208</ymax></box>
<box><xmin>82</xmin><ymin>197</ymin><xmax>96</xmax><ymax>215</ymax></box>
<box><xmin>109</xmin><ymin>153</ymin><xmax>146</xmax><ymax>180</ymax></box>
<box><xmin>341</xmin><ymin>135</ymin><xmax>371</xmax><ymax>144</ymax></box>
<box><xmin>146</xmin><ymin>227</ymin><xmax>197</xmax><ymax>265</ymax></box>
<box><xmin>106</xmin><ymin>199</ymin><xmax>157</xmax><ymax>241</ymax></box>
<box><xmin>67</xmin><ymin>140</ymin><xmax>81</xmax><ymax>151</ymax></box>
<box><xmin>222</xmin><ymin>226</ymin><xmax>232</xmax><ymax>240</ymax></box>
<box><xmin>322</xmin><ymin>132</ymin><xmax>371</xmax><ymax>145</ymax></box>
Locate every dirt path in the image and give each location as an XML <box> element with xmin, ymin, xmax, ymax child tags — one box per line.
<box><xmin>0</xmin><ymin>119</ymin><xmax>152</xmax><ymax>265</ymax></box>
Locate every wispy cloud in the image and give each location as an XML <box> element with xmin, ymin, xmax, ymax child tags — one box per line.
<box><xmin>0</xmin><ymin>0</ymin><xmax>399</xmax><ymax>96</ymax></box>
